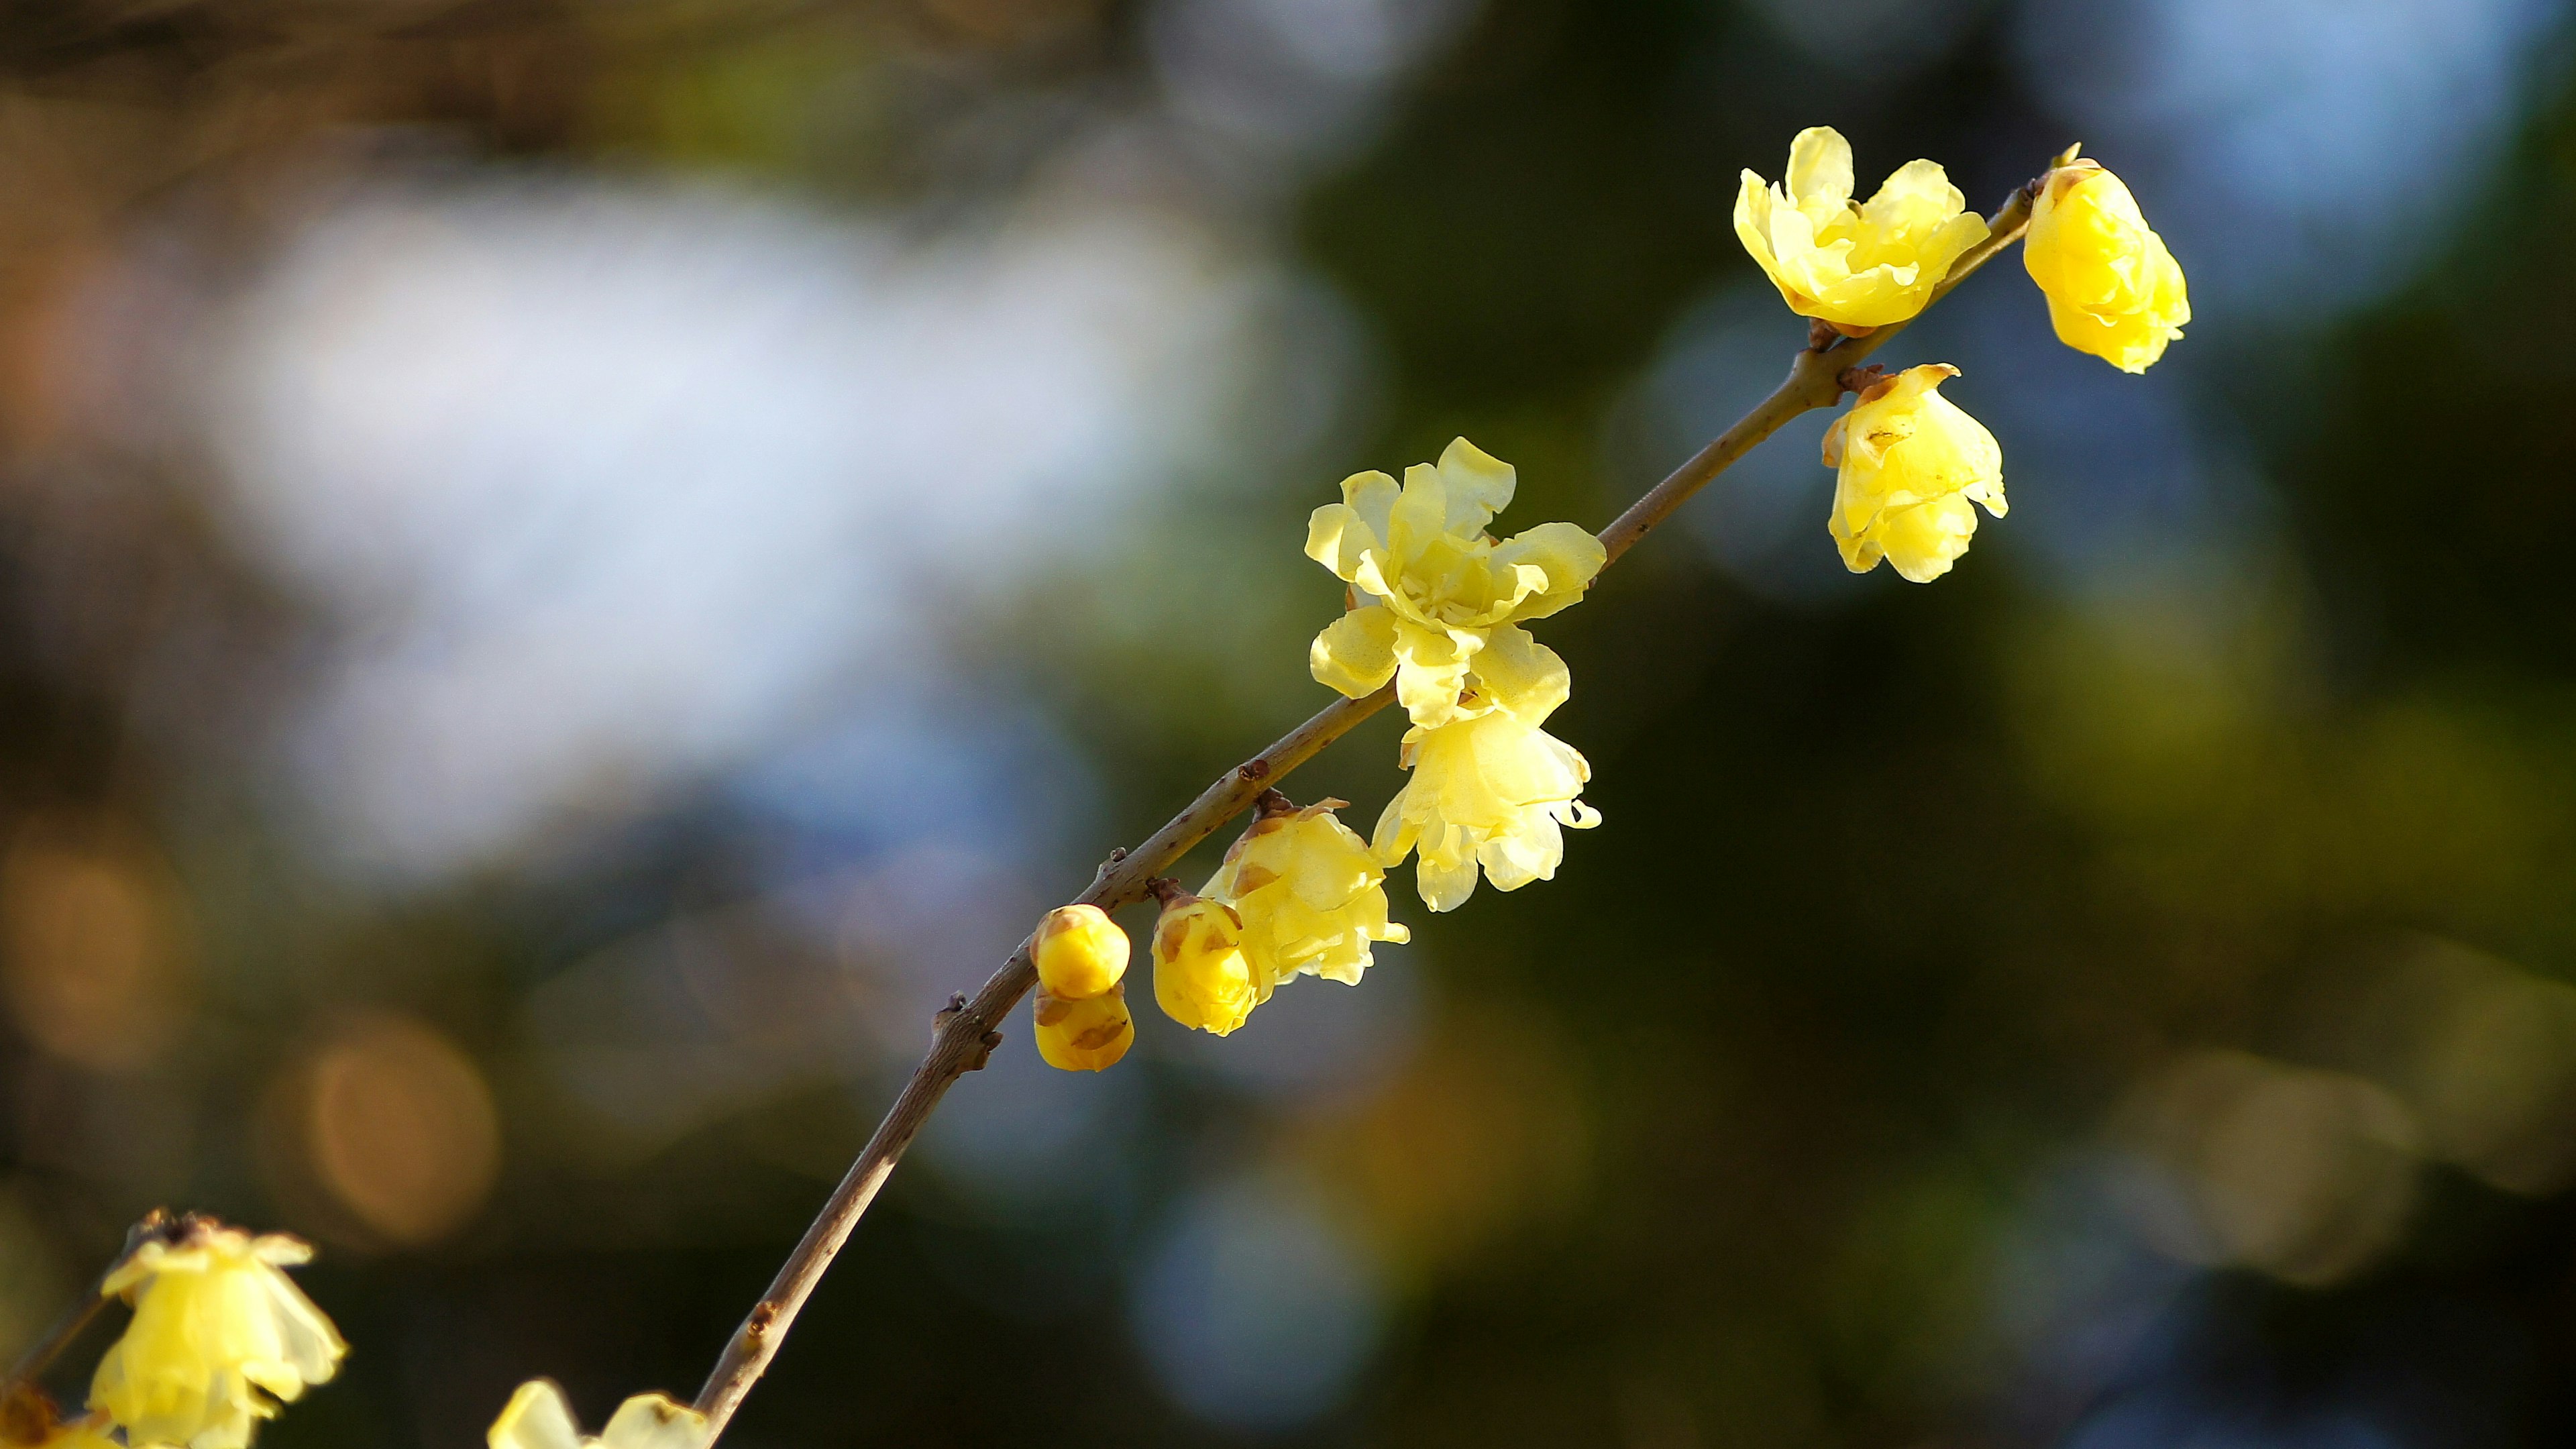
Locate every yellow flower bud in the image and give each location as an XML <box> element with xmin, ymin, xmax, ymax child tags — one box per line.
<box><xmin>1735</xmin><ymin>126</ymin><xmax>1990</xmax><ymax>330</ymax></box>
<box><xmin>1032</xmin><ymin>904</ymin><xmax>1127</xmax><ymax>1000</ymax></box>
<box><xmin>1205</xmin><ymin>798</ymin><xmax>1408</xmax><ymax>987</ymax></box>
<box><xmin>1032</xmin><ymin>983</ymin><xmax>1134</xmax><ymax>1071</ymax></box>
<box><xmin>1150</xmin><ymin>890</ymin><xmax>1257</xmax><ymax>1036</ymax></box>
<box><xmin>488</xmin><ymin>1379</ymin><xmax>706</xmax><ymax>1449</ymax></box>
<box><xmin>90</xmin><ymin>1223</ymin><xmax>347</xmax><ymax>1449</ymax></box>
<box><xmin>1821</xmin><ymin>364</ymin><xmax>2006</xmax><ymax>584</ymax></box>
<box><xmin>2023</xmin><ymin>154</ymin><xmax>2189</xmax><ymax>373</ymax></box>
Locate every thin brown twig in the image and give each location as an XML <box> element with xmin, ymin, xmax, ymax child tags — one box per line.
<box><xmin>688</xmin><ymin>173</ymin><xmax>2042</xmax><ymax>1440</ymax></box>
<box><xmin>2</xmin><ymin>1210</ymin><xmax>199</xmax><ymax>1409</ymax></box>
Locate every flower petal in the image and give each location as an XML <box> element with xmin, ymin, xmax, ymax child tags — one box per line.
<box><xmin>1309</xmin><ymin>605</ymin><xmax>1401</xmax><ymax>698</ymax></box>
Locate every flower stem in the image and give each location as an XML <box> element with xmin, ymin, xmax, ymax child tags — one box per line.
<box><xmin>688</xmin><ymin>172</ymin><xmax>2041</xmax><ymax>1441</ymax></box>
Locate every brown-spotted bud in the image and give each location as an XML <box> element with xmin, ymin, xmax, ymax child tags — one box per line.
<box><xmin>1032</xmin><ymin>981</ymin><xmax>1134</xmax><ymax>1072</ymax></box>
<box><xmin>1148</xmin><ymin>885</ymin><xmax>1256</xmax><ymax>1036</ymax></box>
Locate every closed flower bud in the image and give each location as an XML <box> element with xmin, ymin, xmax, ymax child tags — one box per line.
<box><xmin>1032</xmin><ymin>983</ymin><xmax>1134</xmax><ymax>1071</ymax></box>
<box><xmin>90</xmin><ymin>1222</ymin><xmax>347</xmax><ymax>1449</ymax></box>
<box><xmin>1206</xmin><ymin>798</ymin><xmax>1408</xmax><ymax>987</ymax></box>
<box><xmin>1150</xmin><ymin>890</ymin><xmax>1258</xmax><ymax>1036</ymax></box>
<box><xmin>488</xmin><ymin>1379</ymin><xmax>706</xmax><ymax>1449</ymax></box>
<box><xmin>1032</xmin><ymin>904</ymin><xmax>1128</xmax><ymax>1000</ymax></box>
<box><xmin>1822</xmin><ymin>364</ymin><xmax>2006</xmax><ymax>584</ymax></box>
<box><xmin>1735</xmin><ymin>126</ymin><xmax>1990</xmax><ymax>329</ymax></box>
<box><xmin>2023</xmin><ymin>154</ymin><xmax>2189</xmax><ymax>373</ymax></box>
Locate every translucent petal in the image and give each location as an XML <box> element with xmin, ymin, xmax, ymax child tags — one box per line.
<box><xmin>1309</xmin><ymin>605</ymin><xmax>1401</xmax><ymax>698</ymax></box>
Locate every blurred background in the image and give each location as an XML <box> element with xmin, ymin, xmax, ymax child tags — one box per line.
<box><xmin>0</xmin><ymin>0</ymin><xmax>2569</xmax><ymax>1445</ymax></box>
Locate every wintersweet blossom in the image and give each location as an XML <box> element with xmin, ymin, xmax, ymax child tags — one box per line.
<box><xmin>1150</xmin><ymin>890</ymin><xmax>1258</xmax><ymax>1035</ymax></box>
<box><xmin>1032</xmin><ymin>904</ymin><xmax>1127</xmax><ymax>1000</ymax></box>
<box><xmin>1306</xmin><ymin>438</ymin><xmax>1604</xmax><ymax>729</ymax></box>
<box><xmin>488</xmin><ymin>1380</ymin><xmax>706</xmax><ymax>1449</ymax></box>
<box><xmin>1823</xmin><ymin>364</ymin><xmax>2006</xmax><ymax>584</ymax></box>
<box><xmin>1204</xmin><ymin>799</ymin><xmax>1408</xmax><ymax>989</ymax></box>
<box><xmin>2024</xmin><ymin>151</ymin><xmax>2190</xmax><ymax>372</ymax></box>
<box><xmin>1373</xmin><ymin>702</ymin><xmax>1599</xmax><ymax>914</ymax></box>
<box><xmin>1032</xmin><ymin>983</ymin><xmax>1134</xmax><ymax>1071</ymax></box>
<box><xmin>90</xmin><ymin>1226</ymin><xmax>345</xmax><ymax>1449</ymax></box>
<box><xmin>1735</xmin><ymin>126</ymin><xmax>1990</xmax><ymax>330</ymax></box>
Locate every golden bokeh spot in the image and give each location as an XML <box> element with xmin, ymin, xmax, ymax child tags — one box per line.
<box><xmin>2112</xmin><ymin>1051</ymin><xmax>2421</xmax><ymax>1287</ymax></box>
<box><xmin>1293</xmin><ymin>1004</ymin><xmax>1586</xmax><ymax>1287</ymax></box>
<box><xmin>0</xmin><ymin>818</ymin><xmax>193</xmax><ymax>1073</ymax></box>
<box><xmin>274</xmin><ymin>1014</ymin><xmax>501</xmax><ymax>1248</ymax></box>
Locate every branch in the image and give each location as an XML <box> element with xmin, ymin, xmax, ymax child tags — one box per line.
<box><xmin>3</xmin><ymin>1211</ymin><xmax>200</xmax><ymax>1413</ymax></box>
<box><xmin>688</xmin><ymin>174</ymin><xmax>2040</xmax><ymax>1440</ymax></box>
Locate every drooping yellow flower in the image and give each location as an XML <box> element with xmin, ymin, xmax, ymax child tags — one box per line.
<box><xmin>2024</xmin><ymin>152</ymin><xmax>2189</xmax><ymax>373</ymax></box>
<box><xmin>1735</xmin><ymin>126</ymin><xmax>1990</xmax><ymax>330</ymax></box>
<box><xmin>1205</xmin><ymin>798</ymin><xmax>1409</xmax><ymax>989</ymax></box>
<box><xmin>1150</xmin><ymin>889</ymin><xmax>1258</xmax><ymax>1035</ymax></box>
<box><xmin>1306</xmin><ymin>438</ymin><xmax>1604</xmax><ymax>729</ymax></box>
<box><xmin>1373</xmin><ymin>705</ymin><xmax>1600</xmax><ymax>914</ymax></box>
<box><xmin>90</xmin><ymin>1225</ymin><xmax>346</xmax><ymax>1449</ymax></box>
<box><xmin>1032</xmin><ymin>983</ymin><xmax>1134</xmax><ymax>1071</ymax></box>
<box><xmin>1823</xmin><ymin>364</ymin><xmax>2006</xmax><ymax>584</ymax></box>
<box><xmin>1032</xmin><ymin>904</ymin><xmax>1127</xmax><ymax>1000</ymax></box>
<box><xmin>488</xmin><ymin>1380</ymin><xmax>705</xmax><ymax>1449</ymax></box>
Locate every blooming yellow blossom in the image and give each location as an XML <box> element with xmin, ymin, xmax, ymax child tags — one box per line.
<box><xmin>1150</xmin><ymin>889</ymin><xmax>1258</xmax><ymax>1036</ymax></box>
<box><xmin>1205</xmin><ymin>799</ymin><xmax>1408</xmax><ymax>988</ymax></box>
<box><xmin>2024</xmin><ymin>152</ymin><xmax>2189</xmax><ymax>373</ymax></box>
<box><xmin>1033</xmin><ymin>983</ymin><xmax>1134</xmax><ymax>1071</ymax></box>
<box><xmin>488</xmin><ymin>1380</ymin><xmax>706</xmax><ymax>1449</ymax></box>
<box><xmin>90</xmin><ymin>1225</ymin><xmax>346</xmax><ymax>1449</ymax></box>
<box><xmin>1306</xmin><ymin>438</ymin><xmax>1604</xmax><ymax>729</ymax></box>
<box><xmin>1823</xmin><ymin>364</ymin><xmax>2006</xmax><ymax>584</ymax></box>
<box><xmin>1374</xmin><ymin>704</ymin><xmax>1599</xmax><ymax>914</ymax></box>
<box><xmin>1032</xmin><ymin>904</ymin><xmax>1127</xmax><ymax>1000</ymax></box>
<box><xmin>1735</xmin><ymin>126</ymin><xmax>1990</xmax><ymax>330</ymax></box>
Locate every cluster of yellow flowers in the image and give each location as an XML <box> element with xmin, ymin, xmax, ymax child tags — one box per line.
<box><xmin>1307</xmin><ymin>439</ymin><xmax>1607</xmax><ymax>912</ymax></box>
<box><xmin>1740</xmin><ymin>127</ymin><xmax>2188</xmax><ymax>581</ymax></box>
<box><xmin>1011</xmin><ymin>128</ymin><xmax>2184</xmax><ymax>1068</ymax></box>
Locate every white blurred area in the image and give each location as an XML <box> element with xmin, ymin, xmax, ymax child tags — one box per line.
<box><xmin>191</xmin><ymin>176</ymin><xmax>1289</xmax><ymax>880</ymax></box>
<box><xmin>2017</xmin><ymin>0</ymin><xmax>2568</xmax><ymax>317</ymax></box>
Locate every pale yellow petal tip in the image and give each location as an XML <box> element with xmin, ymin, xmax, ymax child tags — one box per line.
<box><xmin>490</xmin><ymin>1381</ymin><xmax>708</xmax><ymax>1449</ymax></box>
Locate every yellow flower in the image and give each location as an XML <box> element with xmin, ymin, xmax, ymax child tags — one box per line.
<box><xmin>90</xmin><ymin>1225</ymin><xmax>346</xmax><ymax>1449</ymax></box>
<box><xmin>1306</xmin><ymin>438</ymin><xmax>1604</xmax><ymax>729</ymax></box>
<box><xmin>1823</xmin><ymin>364</ymin><xmax>2006</xmax><ymax>584</ymax></box>
<box><xmin>1204</xmin><ymin>799</ymin><xmax>1409</xmax><ymax>988</ymax></box>
<box><xmin>1032</xmin><ymin>983</ymin><xmax>1134</xmax><ymax>1071</ymax></box>
<box><xmin>1032</xmin><ymin>904</ymin><xmax>1127</xmax><ymax>1000</ymax></box>
<box><xmin>1735</xmin><ymin>126</ymin><xmax>1990</xmax><ymax>330</ymax></box>
<box><xmin>2024</xmin><ymin>152</ymin><xmax>2189</xmax><ymax>373</ymax></box>
<box><xmin>1150</xmin><ymin>889</ymin><xmax>1258</xmax><ymax>1036</ymax></box>
<box><xmin>1373</xmin><ymin>705</ymin><xmax>1599</xmax><ymax>914</ymax></box>
<box><xmin>488</xmin><ymin>1380</ymin><xmax>705</xmax><ymax>1449</ymax></box>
